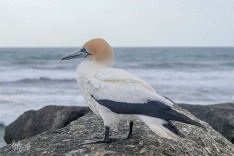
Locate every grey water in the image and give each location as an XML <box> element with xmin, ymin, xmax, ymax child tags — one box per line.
<box><xmin>0</xmin><ymin>47</ymin><xmax>234</xmax><ymax>147</ymax></box>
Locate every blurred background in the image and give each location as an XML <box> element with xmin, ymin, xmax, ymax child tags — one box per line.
<box><xmin>0</xmin><ymin>0</ymin><xmax>234</xmax><ymax>147</ymax></box>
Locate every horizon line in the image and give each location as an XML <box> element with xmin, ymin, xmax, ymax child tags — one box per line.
<box><xmin>0</xmin><ymin>46</ymin><xmax>234</xmax><ymax>48</ymax></box>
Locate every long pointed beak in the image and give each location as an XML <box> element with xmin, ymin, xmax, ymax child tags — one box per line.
<box><xmin>61</xmin><ymin>49</ymin><xmax>88</xmax><ymax>60</ymax></box>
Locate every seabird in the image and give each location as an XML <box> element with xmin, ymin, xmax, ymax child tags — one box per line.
<box><xmin>61</xmin><ymin>38</ymin><xmax>206</xmax><ymax>144</ymax></box>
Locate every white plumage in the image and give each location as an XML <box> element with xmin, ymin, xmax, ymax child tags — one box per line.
<box><xmin>76</xmin><ymin>60</ymin><xmax>176</xmax><ymax>138</ymax></box>
<box><xmin>61</xmin><ymin>38</ymin><xmax>205</xmax><ymax>143</ymax></box>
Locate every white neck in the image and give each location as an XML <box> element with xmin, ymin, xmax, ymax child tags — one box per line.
<box><xmin>75</xmin><ymin>59</ymin><xmax>107</xmax><ymax>114</ymax></box>
<box><xmin>76</xmin><ymin>59</ymin><xmax>109</xmax><ymax>86</ymax></box>
<box><xmin>77</xmin><ymin>59</ymin><xmax>107</xmax><ymax>73</ymax></box>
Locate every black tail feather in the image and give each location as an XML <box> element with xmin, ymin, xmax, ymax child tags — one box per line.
<box><xmin>163</xmin><ymin>121</ymin><xmax>186</xmax><ymax>138</ymax></box>
<box><xmin>161</xmin><ymin>109</ymin><xmax>207</xmax><ymax>131</ymax></box>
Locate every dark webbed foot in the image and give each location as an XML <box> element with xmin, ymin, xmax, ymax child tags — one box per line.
<box><xmin>111</xmin><ymin>133</ymin><xmax>131</xmax><ymax>140</ymax></box>
<box><xmin>79</xmin><ymin>138</ymin><xmax>111</xmax><ymax>146</ymax></box>
<box><xmin>79</xmin><ymin>126</ymin><xmax>111</xmax><ymax>146</ymax></box>
<box><xmin>79</xmin><ymin>122</ymin><xmax>134</xmax><ymax>145</ymax></box>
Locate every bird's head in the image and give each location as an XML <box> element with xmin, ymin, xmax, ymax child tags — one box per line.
<box><xmin>61</xmin><ymin>38</ymin><xmax>114</xmax><ymax>67</ymax></box>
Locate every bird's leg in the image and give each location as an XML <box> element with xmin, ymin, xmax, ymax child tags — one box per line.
<box><xmin>79</xmin><ymin>126</ymin><xmax>111</xmax><ymax>145</ymax></box>
<box><xmin>126</xmin><ymin>121</ymin><xmax>133</xmax><ymax>139</ymax></box>
<box><xmin>103</xmin><ymin>126</ymin><xmax>111</xmax><ymax>142</ymax></box>
<box><xmin>112</xmin><ymin>121</ymin><xmax>134</xmax><ymax>140</ymax></box>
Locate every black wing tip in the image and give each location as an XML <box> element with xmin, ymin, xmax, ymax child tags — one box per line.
<box><xmin>181</xmin><ymin>115</ymin><xmax>207</xmax><ymax>131</ymax></box>
<box><xmin>163</xmin><ymin>109</ymin><xmax>207</xmax><ymax>131</ymax></box>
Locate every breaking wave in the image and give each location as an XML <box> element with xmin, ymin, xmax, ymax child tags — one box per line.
<box><xmin>0</xmin><ymin>77</ymin><xmax>76</xmax><ymax>84</ymax></box>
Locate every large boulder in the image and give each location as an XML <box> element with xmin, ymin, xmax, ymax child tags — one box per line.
<box><xmin>0</xmin><ymin>105</ymin><xmax>234</xmax><ymax>156</ymax></box>
<box><xmin>179</xmin><ymin>103</ymin><xmax>234</xmax><ymax>143</ymax></box>
<box><xmin>0</xmin><ymin>124</ymin><xmax>5</xmax><ymax>148</ymax></box>
<box><xmin>4</xmin><ymin>105</ymin><xmax>90</xmax><ymax>144</ymax></box>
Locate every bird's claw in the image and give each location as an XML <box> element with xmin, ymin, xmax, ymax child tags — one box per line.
<box><xmin>78</xmin><ymin>139</ymin><xmax>112</xmax><ymax>146</ymax></box>
<box><xmin>110</xmin><ymin>132</ymin><xmax>136</xmax><ymax>140</ymax></box>
<box><xmin>111</xmin><ymin>134</ymin><xmax>129</xmax><ymax>140</ymax></box>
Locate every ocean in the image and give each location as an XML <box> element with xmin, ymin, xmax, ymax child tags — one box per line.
<box><xmin>0</xmin><ymin>47</ymin><xmax>234</xmax><ymax>147</ymax></box>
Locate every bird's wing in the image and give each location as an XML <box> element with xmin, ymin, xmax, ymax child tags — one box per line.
<box><xmin>87</xmin><ymin>68</ymin><xmax>206</xmax><ymax>131</ymax></box>
<box><xmin>86</xmin><ymin>68</ymin><xmax>174</xmax><ymax>115</ymax></box>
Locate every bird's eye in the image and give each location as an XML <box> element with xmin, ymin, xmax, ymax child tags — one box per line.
<box><xmin>80</xmin><ymin>48</ymin><xmax>87</xmax><ymax>53</ymax></box>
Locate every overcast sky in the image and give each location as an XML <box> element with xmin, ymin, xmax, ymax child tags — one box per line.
<box><xmin>0</xmin><ymin>0</ymin><xmax>234</xmax><ymax>47</ymax></box>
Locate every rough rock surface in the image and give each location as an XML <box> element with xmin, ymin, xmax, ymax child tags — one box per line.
<box><xmin>179</xmin><ymin>103</ymin><xmax>234</xmax><ymax>143</ymax></box>
<box><xmin>4</xmin><ymin>105</ymin><xmax>90</xmax><ymax>144</ymax></box>
<box><xmin>1</xmin><ymin>105</ymin><xmax>234</xmax><ymax>156</ymax></box>
<box><xmin>0</xmin><ymin>124</ymin><xmax>5</xmax><ymax>148</ymax></box>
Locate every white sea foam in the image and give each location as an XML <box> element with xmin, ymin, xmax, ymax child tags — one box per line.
<box><xmin>0</xmin><ymin>95</ymin><xmax>86</xmax><ymax>126</ymax></box>
<box><xmin>0</xmin><ymin>68</ymin><xmax>75</xmax><ymax>82</ymax></box>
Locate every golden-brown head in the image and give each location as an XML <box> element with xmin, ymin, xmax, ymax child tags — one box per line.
<box><xmin>61</xmin><ymin>38</ymin><xmax>114</xmax><ymax>67</ymax></box>
<box><xmin>83</xmin><ymin>38</ymin><xmax>114</xmax><ymax>66</ymax></box>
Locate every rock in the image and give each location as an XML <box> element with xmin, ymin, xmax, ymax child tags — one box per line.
<box><xmin>0</xmin><ymin>124</ymin><xmax>5</xmax><ymax>148</ymax></box>
<box><xmin>179</xmin><ymin>103</ymin><xmax>234</xmax><ymax>143</ymax></box>
<box><xmin>4</xmin><ymin>105</ymin><xmax>90</xmax><ymax>144</ymax></box>
<box><xmin>1</xmin><ymin>105</ymin><xmax>234</xmax><ymax>156</ymax></box>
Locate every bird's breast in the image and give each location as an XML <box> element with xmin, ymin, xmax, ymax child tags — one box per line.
<box><xmin>76</xmin><ymin>70</ymin><xmax>100</xmax><ymax>115</ymax></box>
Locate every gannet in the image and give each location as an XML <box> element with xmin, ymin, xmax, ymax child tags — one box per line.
<box><xmin>61</xmin><ymin>38</ymin><xmax>206</xmax><ymax>144</ymax></box>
